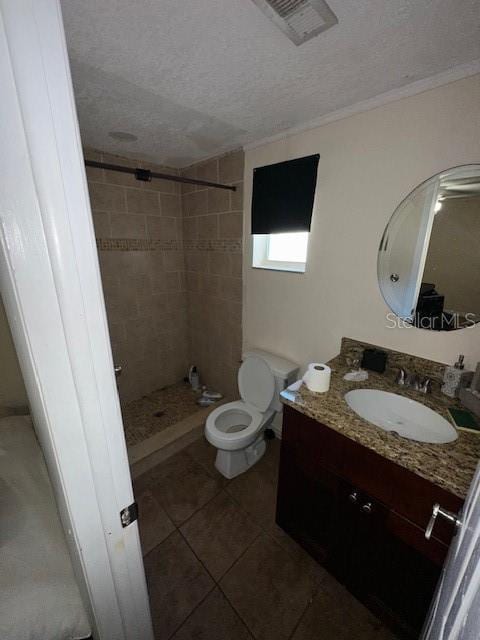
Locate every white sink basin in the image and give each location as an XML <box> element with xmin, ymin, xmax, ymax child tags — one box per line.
<box><xmin>344</xmin><ymin>389</ymin><xmax>458</xmax><ymax>444</ymax></box>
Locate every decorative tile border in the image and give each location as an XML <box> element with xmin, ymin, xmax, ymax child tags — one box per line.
<box><xmin>96</xmin><ymin>237</ymin><xmax>243</xmax><ymax>253</ymax></box>
<box><xmin>184</xmin><ymin>238</ymin><xmax>242</xmax><ymax>253</ymax></box>
<box><xmin>96</xmin><ymin>238</ymin><xmax>181</xmax><ymax>251</ymax></box>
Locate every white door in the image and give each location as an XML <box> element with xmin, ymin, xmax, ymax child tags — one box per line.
<box><xmin>0</xmin><ymin>1</ymin><xmax>153</xmax><ymax>639</ymax></box>
<box><xmin>403</xmin><ymin>180</ymin><xmax>439</xmax><ymax>322</ymax></box>
<box><xmin>379</xmin><ymin>179</ymin><xmax>438</xmax><ymax>321</ymax></box>
<box><xmin>423</xmin><ymin>460</ymin><xmax>480</xmax><ymax>639</ymax></box>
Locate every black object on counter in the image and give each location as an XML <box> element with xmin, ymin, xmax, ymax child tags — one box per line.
<box><xmin>361</xmin><ymin>348</ymin><xmax>388</xmax><ymax>373</ymax></box>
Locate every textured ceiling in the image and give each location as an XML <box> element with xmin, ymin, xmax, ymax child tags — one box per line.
<box><xmin>60</xmin><ymin>0</ymin><xmax>480</xmax><ymax>167</ymax></box>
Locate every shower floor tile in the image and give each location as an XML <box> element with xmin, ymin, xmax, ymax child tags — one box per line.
<box><xmin>122</xmin><ymin>382</ymin><xmax>203</xmax><ymax>447</ymax></box>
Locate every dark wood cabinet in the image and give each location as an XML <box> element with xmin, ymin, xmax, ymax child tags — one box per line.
<box><xmin>276</xmin><ymin>405</ymin><xmax>463</xmax><ymax>638</ymax></box>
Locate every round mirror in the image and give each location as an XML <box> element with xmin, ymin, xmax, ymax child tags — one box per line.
<box><xmin>378</xmin><ymin>165</ymin><xmax>480</xmax><ymax>331</ymax></box>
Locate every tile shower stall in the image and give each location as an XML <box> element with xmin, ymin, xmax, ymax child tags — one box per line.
<box><xmin>85</xmin><ymin>148</ymin><xmax>244</xmax><ymax>449</ymax></box>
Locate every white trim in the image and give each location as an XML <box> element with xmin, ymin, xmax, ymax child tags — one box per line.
<box><xmin>0</xmin><ymin>1</ymin><xmax>153</xmax><ymax>639</ymax></box>
<box><xmin>244</xmin><ymin>60</ymin><xmax>480</xmax><ymax>152</ymax></box>
<box><xmin>252</xmin><ymin>233</ymin><xmax>308</xmax><ymax>273</ymax></box>
<box><xmin>253</xmin><ymin>262</ymin><xmax>306</xmax><ymax>273</ymax></box>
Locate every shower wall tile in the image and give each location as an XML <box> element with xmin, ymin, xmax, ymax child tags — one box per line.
<box><xmin>184</xmin><ymin>190</ymin><xmax>208</xmax><ymax>217</ymax></box>
<box><xmin>163</xmin><ymin>250</ymin><xmax>185</xmax><ymax>272</ymax></box>
<box><xmin>196</xmin><ymin>158</ymin><xmax>219</xmax><ymax>183</ymax></box>
<box><xmin>92</xmin><ymin>212</ymin><xmax>111</xmax><ymax>238</ymax></box>
<box><xmin>230</xmin><ymin>253</ymin><xmax>242</xmax><ymax>278</ymax></box>
<box><xmin>197</xmin><ymin>214</ymin><xmax>218</xmax><ymax>239</ymax></box>
<box><xmin>89</xmin><ymin>182</ymin><xmax>126</xmax><ymax>212</ymax></box>
<box><xmin>84</xmin><ymin>147</ymin><xmax>104</xmax><ymax>182</ymax></box>
<box><xmin>110</xmin><ymin>213</ymin><xmax>147</xmax><ymax>239</ymax></box>
<box><xmin>85</xmin><ymin>146</ymin><xmax>243</xmax><ymax>406</ymax></box>
<box><xmin>207</xmin><ymin>187</ymin><xmax>230</xmax><ymax>214</ymax></box>
<box><xmin>102</xmin><ymin>152</ymin><xmax>141</xmax><ymax>188</ymax></box>
<box><xmin>219</xmin><ymin>212</ymin><xmax>243</xmax><ymax>238</ymax></box>
<box><xmin>180</xmin><ymin>166</ymin><xmax>197</xmax><ymax>194</ymax></box>
<box><xmin>84</xmin><ymin>148</ymin><xmax>188</xmax><ymax>404</ymax></box>
<box><xmin>183</xmin><ymin>217</ymin><xmax>198</xmax><ymax>241</ymax></box>
<box><xmin>218</xmin><ymin>150</ymin><xmax>244</xmax><ymax>183</ymax></box>
<box><xmin>181</xmin><ymin>149</ymin><xmax>244</xmax><ymax>400</ymax></box>
<box><xmin>126</xmin><ymin>188</ymin><xmax>161</xmax><ymax>215</ymax></box>
<box><xmin>142</xmin><ymin>163</ymin><xmax>180</xmax><ymax>195</ymax></box>
<box><xmin>230</xmin><ymin>181</ymin><xmax>244</xmax><ymax>211</ymax></box>
<box><xmin>160</xmin><ymin>193</ymin><xmax>182</xmax><ymax>217</ymax></box>
<box><xmin>208</xmin><ymin>252</ymin><xmax>229</xmax><ymax>276</ymax></box>
<box><xmin>147</xmin><ymin>216</ymin><xmax>178</xmax><ymax>241</ymax></box>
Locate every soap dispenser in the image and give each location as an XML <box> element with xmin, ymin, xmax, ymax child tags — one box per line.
<box><xmin>441</xmin><ymin>355</ymin><xmax>474</xmax><ymax>398</ymax></box>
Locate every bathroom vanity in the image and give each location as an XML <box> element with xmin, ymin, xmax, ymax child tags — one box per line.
<box><xmin>276</xmin><ymin>342</ymin><xmax>480</xmax><ymax>638</ymax></box>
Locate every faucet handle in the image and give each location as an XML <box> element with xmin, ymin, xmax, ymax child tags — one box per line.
<box><xmin>419</xmin><ymin>377</ymin><xmax>433</xmax><ymax>394</ymax></box>
<box><xmin>406</xmin><ymin>372</ymin><xmax>420</xmax><ymax>390</ymax></box>
<box><xmin>395</xmin><ymin>367</ymin><xmax>407</xmax><ymax>385</ymax></box>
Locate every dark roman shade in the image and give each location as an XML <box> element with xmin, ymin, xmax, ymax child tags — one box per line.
<box><xmin>251</xmin><ymin>154</ymin><xmax>319</xmax><ymax>234</ymax></box>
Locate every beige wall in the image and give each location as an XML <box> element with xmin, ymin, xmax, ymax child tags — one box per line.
<box><xmin>85</xmin><ymin>149</ymin><xmax>188</xmax><ymax>403</ymax></box>
<box><xmin>0</xmin><ymin>296</ymin><xmax>28</xmax><ymax>409</ymax></box>
<box><xmin>243</xmin><ymin>74</ymin><xmax>480</xmax><ymax>373</ymax></box>
<box><xmin>181</xmin><ymin>150</ymin><xmax>244</xmax><ymax>399</ymax></box>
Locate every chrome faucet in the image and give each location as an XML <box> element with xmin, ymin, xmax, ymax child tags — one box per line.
<box><xmin>395</xmin><ymin>367</ymin><xmax>407</xmax><ymax>386</ymax></box>
<box><xmin>418</xmin><ymin>377</ymin><xmax>433</xmax><ymax>394</ymax></box>
<box><xmin>395</xmin><ymin>368</ymin><xmax>432</xmax><ymax>394</ymax></box>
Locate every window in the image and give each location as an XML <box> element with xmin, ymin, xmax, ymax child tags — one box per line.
<box><xmin>252</xmin><ymin>232</ymin><xmax>309</xmax><ymax>273</ymax></box>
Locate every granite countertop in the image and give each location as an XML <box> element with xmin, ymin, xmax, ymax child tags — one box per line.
<box><xmin>280</xmin><ymin>354</ymin><xmax>480</xmax><ymax>499</ymax></box>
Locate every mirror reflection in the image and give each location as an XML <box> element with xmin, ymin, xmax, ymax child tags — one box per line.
<box><xmin>378</xmin><ymin>165</ymin><xmax>480</xmax><ymax>331</ymax></box>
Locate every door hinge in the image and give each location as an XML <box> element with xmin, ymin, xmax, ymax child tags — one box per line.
<box><xmin>120</xmin><ymin>501</ymin><xmax>138</xmax><ymax>528</ymax></box>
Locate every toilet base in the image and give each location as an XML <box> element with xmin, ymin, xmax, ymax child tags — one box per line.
<box><xmin>215</xmin><ymin>434</ymin><xmax>266</xmax><ymax>479</ymax></box>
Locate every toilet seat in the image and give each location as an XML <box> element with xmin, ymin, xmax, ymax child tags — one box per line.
<box><xmin>238</xmin><ymin>355</ymin><xmax>275</xmax><ymax>412</ymax></box>
<box><xmin>205</xmin><ymin>355</ymin><xmax>276</xmax><ymax>452</ymax></box>
<box><xmin>205</xmin><ymin>400</ymin><xmax>265</xmax><ymax>451</ymax></box>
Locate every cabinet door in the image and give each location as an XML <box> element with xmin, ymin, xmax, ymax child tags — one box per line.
<box><xmin>370</xmin><ymin>514</ymin><xmax>442</xmax><ymax>635</ymax></box>
<box><xmin>277</xmin><ymin>439</ymin><xmax>345</xmax><ymax>569</ymax></box>
<box><xmin>277</xmin><ymin>406</ymin><xmax>449</xmax><ymax>637</ymax></box>
<box><xmin>338</xmin><ymin>484</ymin><xmax>389</xmax><ymax>595</ymax></box>
<box><xmin>336</xmin><ymin>487</ymin><xmax>435</xmax><ymax>637</ymax></box>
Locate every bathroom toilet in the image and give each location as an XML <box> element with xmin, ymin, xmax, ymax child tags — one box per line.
<box><xmin>205</xmin><ymin>349</ymin><xmax>298</xmax><ymax>479</ymax></box>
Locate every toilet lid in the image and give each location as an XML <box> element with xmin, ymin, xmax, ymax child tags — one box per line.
<box><xmin>238</xmin><ymin>356</ymin><xmax>275</xmax><ymax>412</ymax></box>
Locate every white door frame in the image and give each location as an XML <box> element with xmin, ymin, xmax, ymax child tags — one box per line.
<box><xmin>403</xmin><ymin>180</ymin><xmax>439</xmax><ymax>323</ymax></box>
<box><xmin>0</xmin><ymin>1</ymin><xmax>153</xmax><ymax>639</ymax></box>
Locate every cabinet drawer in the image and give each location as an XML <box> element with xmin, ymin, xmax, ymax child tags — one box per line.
<box><xmin>284</xmin><ymin>405</ymin><xmax>344</xmax><ymax>474</ymax></box>
<box><xmin>387</xmin><ymin>511</ymin><xmax>449</xmax><ymax>566</ymax></box>
<box><xmin>389</xmin><ymin>464</ymin><xmax>463</xmax><ymax>546</ymax></box>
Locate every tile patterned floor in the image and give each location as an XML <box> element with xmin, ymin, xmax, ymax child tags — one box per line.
<box><xmin>122</xmin><ymin>382</ymin><xmax>202</xmax><ymax>446</ymax></box>
<box><xmin>134</xmin><ymin>437</ymin><xmax>398</xmax><ymax>640</ymax></box>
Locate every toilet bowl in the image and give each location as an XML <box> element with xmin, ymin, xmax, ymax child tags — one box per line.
<box><xmin>205</xmin><ymin>350</ymin><xmax>298</xmax><ymax>479</ymax></box>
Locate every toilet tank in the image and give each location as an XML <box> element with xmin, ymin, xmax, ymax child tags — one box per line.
<box><xmin>242</xmin><ymin>349</ymin><xmax>299</xmax><ymax>413</ymax></box>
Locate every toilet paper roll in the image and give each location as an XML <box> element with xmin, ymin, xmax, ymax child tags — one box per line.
<box><xmin>303</xmin><ymin>363</ymin><xmax>331</xmax><ymax>393</ymax></box>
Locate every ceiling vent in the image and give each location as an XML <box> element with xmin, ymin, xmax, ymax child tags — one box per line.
<box><xmin>251</xmin><ymin>0</ymin><xmax>338</xmax><ymax>45</ymax></box>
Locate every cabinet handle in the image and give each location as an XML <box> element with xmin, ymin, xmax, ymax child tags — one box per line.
<box><xmin>348</xmin><ymin>492</ymin><xmax>358</xmax><ymax>504</ymax></box>
<box><xmin>425</xmin><ymin>503</ymin><xmax>462</xmax><ymax>540</ymax></box>
<box><xmin>361</xmin><ymin>502</ymin><xmax>373</xmax><ymax>514</ymax></box>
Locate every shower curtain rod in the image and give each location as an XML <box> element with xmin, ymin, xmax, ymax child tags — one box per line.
<box><xmin>84</xmin><ymin>159</ymin><xmax>236</xmax><ymax>191</ymax></box>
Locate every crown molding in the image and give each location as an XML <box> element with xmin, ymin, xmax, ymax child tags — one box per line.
<box><xmin>243</xmin><ymin>59</ymin><xmax>480</xmax><ymax>152</ymax></box>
